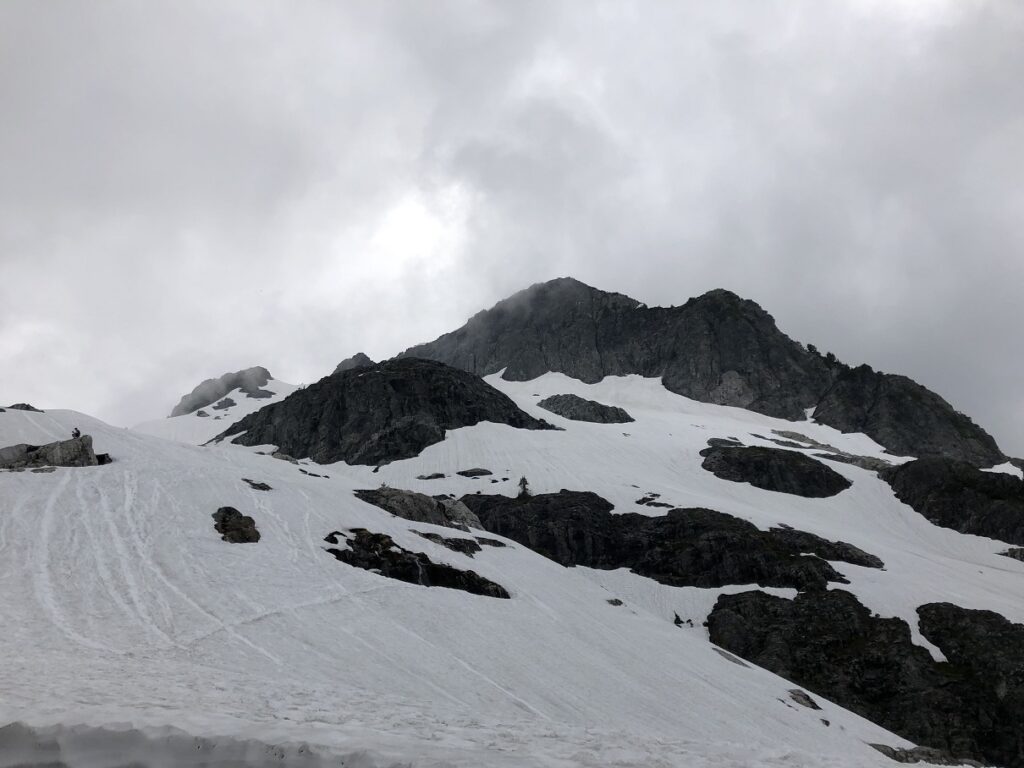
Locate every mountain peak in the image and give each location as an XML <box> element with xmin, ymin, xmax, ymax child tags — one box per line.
<box><xmin>334</xmin><ymin>352</ymin><xmax>376</xmax><ymax>374</ymax></box>
<box><xmin>169</xmin><ymin>366</ymin><xmax>274</xmax><ymax>417</ymax></box>
<box><xmin>399</xmin><ymin>279</ymin><xmax>1003</xmax><ymax>464</ymax></box>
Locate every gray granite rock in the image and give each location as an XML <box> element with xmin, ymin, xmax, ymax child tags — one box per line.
<box><xmin>0</xmin><ymin>435</ymin><xmax>99</xmax><ymax>469</ymax></box>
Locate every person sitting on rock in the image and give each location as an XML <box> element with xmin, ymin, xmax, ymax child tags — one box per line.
<box><xmin>71</xmin><ymin>427</ymin><xmax>81</xmax><ymax>439</ymax></box>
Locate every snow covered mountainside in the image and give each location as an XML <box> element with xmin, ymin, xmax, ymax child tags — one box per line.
<box><xmin>2</xmin><ymin>372</ymin><xmax>1022</xmax><ymax>767</ymax></box>
<box><xmin>2</xmin><ymin>279</ymin><xmax>1023</xmax><ymax>767</ymax></box>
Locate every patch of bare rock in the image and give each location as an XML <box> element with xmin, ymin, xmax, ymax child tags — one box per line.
<box><xmin>323</xmin><ymin>529</ymin><xmax>509</xmax><ymax>598</ymax></box>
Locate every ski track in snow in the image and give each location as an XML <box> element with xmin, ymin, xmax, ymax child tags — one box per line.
<box><xmin>1</xmin><ymin>378</ymin><xmax>1020</xmax><ymax>767</ymax></box>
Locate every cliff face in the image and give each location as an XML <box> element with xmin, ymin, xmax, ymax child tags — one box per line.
<box><xmin>401</xmin><ymin>277</ymin><xmax>1004</xmax><ymax>464</ymax></box>
<box><xmin>217</xmin><ymin>358</ymin><xmax>553</xmax><ymax>466</ymax></box>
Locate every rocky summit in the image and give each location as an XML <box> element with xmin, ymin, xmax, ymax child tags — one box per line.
<box><xmin>217</xmin><ymin>357</ymin><xmax>554</xmax><ymax>465</ymax></box>
<box><xmin>402</xmin><ymin>277</ymin><xmax>1003</xmax><ymax>464</ymax></box>
<box><xmin>333</xmin><ymin>352</ymin><xmax>376</xmax><ymax>374</ymax></box>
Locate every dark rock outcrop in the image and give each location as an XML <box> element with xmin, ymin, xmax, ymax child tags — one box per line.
<box><xmin>399</xmin><ymin>278</ymin><xmax>1002</xmax><ymax>464</ymax></box>
<box><xmin>7</xmin><ymin>403</ymin><xmax>43</xmax><ymax>412</ymax></box>
<box><xmin>707</xmin><ymin>437</ymin><xmax>743</xmax><ymax>448</ymax></box>
<box><xmin>474</xmin><ymin>536</ymin><xmax>506</xmax><ymax>548</ymax></box>
<box><xmin>869</xmin><ymin>744</ymin><xmax>984</xmax><ymax>767</ymax></box>
<box><xmin>813</xmin><ymin>365</ymin><xmax>1004</xmax><ymax>466</ymax></box>
<box><xmin>334</xmin><ymin>352</ymin><xmax>376</xmax><ymax>374</ymax></box>
<box><xmin>212</xmin><ymin>397</ymin><xmax>236</xmax><ymax>411</ymax></box>
<box><xmin>707</xmin><ymin>590</ymin><xmax>1024</xmax><ymax>768</ymax></box>
<box><xmin>788</xmin><ymin>690</ymin><xmax>821</xmax><ymax>710</ymax></box>
<box><xmin>0</xmin><ymin>435</ymin><xmax>99</xmax><ymax>469</ymax></box>
<box><xmin>242</xmin><ymin>478</ymin><xmax>272</xmax><ymax>491</ymax></box>
<box><xmin>699</xmin><ymin>446</ymin><xmax>852</xmax><ymax>498</ymax></box>
<box><xmin>170</xmin><ymin>366</ymin><xmax>275</xmax><ymax>417</ymax></box>
<box><xmin>212</xmin><ymin>507</ymin><xmax>260</xmax><ymax>543</ymax></box>
<box><xmin>415</xmin><ymin>531</ymin><xmax>483</xmax><ymax>557</ymax></box>
<box><xmin>881</xmin><ymin>458</ymin><xmax>1024</xmax><ymax>546</ymax></box>
<box><xmin>457</xmin><ymin>467</ymin><xmax>493</xmax><ymax>478</ymax></box>
<box><xmin>324</xmin><ymin>529</ymin><xmax>509</xmax><ymax>598</ymax></box>
<box><xmin>813</xmin><ymin>452</ymin><xmax>892</xmax><ymax>473</ymax></box>
<box><xmin>1001</xmin><ymin>548</ymin><xmax>1024</xmax><ymax>562</ymax></box>
<box><xmin>462</xmin><ymin>491</ymin><xmax>882</xmax><ymax>590</ymax></box>
<box><xmin>217</xmin><ymin>358</ymin><xmax>553</xmax><ymax>466</ymax></box>
<box><xmin>355</xmin><ymin>487</ymin><xmax>481</xmax><ymax>530</ymax></box>
<box><xmin>537</xmin><ymin>394</ymin><xmax>634</xmax><ymax>424</ymax></box>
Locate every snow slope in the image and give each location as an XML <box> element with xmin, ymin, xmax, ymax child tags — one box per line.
<box><xmin>131</xmin><ymin>378</ymin><xmax>299</xmax><ymax>445</ymax></box>
<box><xmin>3</xmin><ymin>375</ymin><xmax>1020</xmax><ymax>766</ymax></box>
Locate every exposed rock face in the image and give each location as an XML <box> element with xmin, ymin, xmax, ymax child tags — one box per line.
<box><xmin>813</xmin><ymin>365</ymin><xmax>1004</xmax><ymax>466</ymax></box>
<box><xmin>401</xmin><ymin>278</ymin><xmax>832</xmax><ymax>421</ymax></box>
<box><xmin>324</xmin><ymin>529</ymin><xmax>509</xmax><ymax>598</ymax></box>
<box><xmin>536</xmin><ymin>393</ymin><xmax>634</xmax><ymax>424</ymax></box>
<box><xmin>212</xmin><ymin>507</ymin><xmax>260</xmax><ymax>543</ymax></box>
<box><xmin>707</xmin><ymin>590</ymin><xmax>1024</xmax><ymax>768</ymax></box>
<box><xmin>242</xmin><ymin>478</ymin><xmax>272</xmax><ymax>491</ymax></box>
<box><xmin>7</xmin><ymin>403</ymin><xmax>43</xmax><ymax>412</ymax></box>
<box><xmin>170</xmin><ymin>366</ymin><xmax>275</xmax><ymax>417</ymax></box>
<box><xmin>881</xmin><ymin>458</ymin><xmax>1024</xmax><ymax>546</ymax></box>
<box><xmin>699</xmin><ymin>446</ymin><xmax>852</xmax><ymax>498</ymax></box>
<box><xmin>0</xmin><ymin>435</ymin><xmax>99</xmax><ymax>469</ymax></box>
<box><xmin>462</xmin><ymin>491</ymin><xmax>882</xmax><ymax>590</ymax></box>
<box><xmin>415</xmin><ymin>531</ymin><xmax>483</xmax><ymax>557</ymax></box>
<box><xmin>1001</xmin><ymin>548</ymin><xmax>1024</xmax><ymax>561</ymax></box>
<box><xmin>400</xmin><ymin>278</ymin><xmax>1003</xmax><ymax>464</ymax></box>
<box><xmin>218</xmin><ymin>358</ymin><xmax>554</xmax><ymax>466</ymax></box>
<box><xmin>333</xmin><ymin>352</ymin><xmax>375</xmax><ymax>374</ymax></box>
<box><xmin>354</xmin><ymin>487</ymin><xmax>482</xmax><ymax>531</ymax></box>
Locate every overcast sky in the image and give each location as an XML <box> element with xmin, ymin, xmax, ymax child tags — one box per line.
<box><xmin>2</xmin><ymin>1</ymin><xmax>1022</xmax><ymax>455</ymax></box>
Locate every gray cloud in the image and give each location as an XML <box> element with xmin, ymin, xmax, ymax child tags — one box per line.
<box><xmin>1</xmin><ymin>1</ymin><xmax>1021</xmax><ymax>455</ymax></box>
